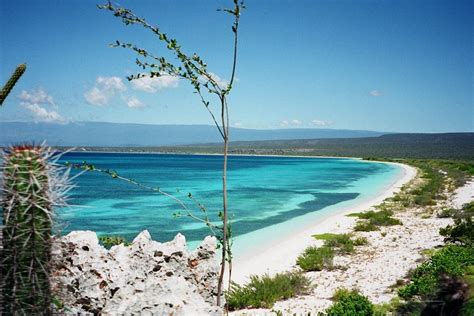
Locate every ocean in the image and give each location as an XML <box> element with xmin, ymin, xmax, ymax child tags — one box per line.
<box><xmin>57</xmin><ymin>153</ymin><xmax>402</xmax><ymax>250</ymax></box>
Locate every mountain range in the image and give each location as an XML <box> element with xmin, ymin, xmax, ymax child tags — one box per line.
<box><xmin>0</xmin><ymin>121</ymin><xmax>387</xmax><ymax>147</ymax></box>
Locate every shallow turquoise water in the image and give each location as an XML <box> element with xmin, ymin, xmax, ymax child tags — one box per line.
<box><xmin>58</xmin><ymin>153</ymin><xmax>402</xmax><ymax>248</ymax></box>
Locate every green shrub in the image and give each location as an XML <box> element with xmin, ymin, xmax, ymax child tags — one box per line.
<box><xmin>392</xmin><ymin>195</ymin><xmax>402</xmax><ymax>202</ymax></box>
<box><xmin>225</xmin><ymin>271</ymin><xmax>311</xmax><ymax>310</ymax></box>
<box><xmin>98</xmin><ymin>235</ymin><xmax>131</xmax><ymax>249</ymax></box>
<box><xmin>437</xmin><ymin>207</ymin><xmax>457</xmax><ymax>218</ymax></box>
<box><xmin>313</xmin><ymin>233</ymin><xmax>355</xmax><ymax>254</ymax></box>
<box><xmin>414</xmin><ymin>194</ymin><xmax>436</xmax><ymax>206</ymax></box>
<box><xmin>312</xmin><ymin>233</ymin><xmax>340</xmax><ymax>240</ymax></box>
<box><xmin>461</xmin><ymin>298</ymin><xmax>474</xmax><ymax>316</ymax></box>
<box><xmin>440</xmin><ymin>202</ymin><xmax>474</xmax><ymax>246</ymax></box>
<box><xmin>398</xmin><ymin>245</ymin><xmax>474</xmax><ymax>299</ymax></box>
<box><xmin>326</xmin><ymin>289</ymin><xmax>374</xmax><ymax>315</ymax></box>
<box><xmin>368</xmin><ymin>210</ymin><xmax>402</xmax><ymax>226</ymax></box>
<box><xmin>463</xmin><ymin>201</ymin><xmax>474</xmax><ymax>213</ymax></box>
<box><xmin>353</xmin><ymin>236</ymin><xmax>369</xmax><ymax>246</ymax></box>
<box><xmin>297</xmin><ymin>246</ymin><xmax>334</xmax><ymax>271</ymax></box>
<box><xmin>352</xmin><ymin>209</ymin><xmax>402</xmax><ymax>232</ymax></box>
<box><xmin>354</xmin><ymin>221</ymin><xmax>379</xmax><ymax>232</ymax></box>
<box><xmin>407</xmin><ymin>161</ymin><xmax>445</xmax><ymax>206</ymax></box>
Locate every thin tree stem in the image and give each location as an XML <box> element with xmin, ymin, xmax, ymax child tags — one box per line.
<box><xmin>229</xmin><ymin>14</ymin><xmax>239</xmax><ymax>87</ymax></box>
<box><xmin>217</xmin><ymin>95</ymin><xmax>229</xmax><ymax>307</ymax></box>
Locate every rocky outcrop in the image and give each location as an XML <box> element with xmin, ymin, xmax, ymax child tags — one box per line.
<box><xmin>51</xmin><ymin>230</ymin><xmax>221</xmax><ymax>315</ymax></box>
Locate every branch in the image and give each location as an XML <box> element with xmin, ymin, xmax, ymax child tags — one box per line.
<box><xmin>99</xmin><ymin>2</ymin><xmax>222</xmax><ymax>93</ymax></box>
<box><xmin>196</xmin><ymin>90</ymin><xmax>225</xmax><ymax>139</ymax></box>
<box><xmin>229</xmin><ymin>1</ymin><xmax>241</xmax><ymax>88</ymax></box>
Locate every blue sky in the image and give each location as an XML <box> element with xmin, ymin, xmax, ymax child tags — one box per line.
<box><xmin>1</xmin><ymin>0</ymin><xmax>472</xmax><ymax>132</ymax></box>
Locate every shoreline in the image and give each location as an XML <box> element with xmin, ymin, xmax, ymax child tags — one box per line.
<box><xmin>230</xmin><ymin>161</ymin><xmax>417</xmax><ymax>284</ymax></box>
<box><xmin>66</xmin><ymin>149</ymin><xmax>370</xmax><ymax>160</ymax></box>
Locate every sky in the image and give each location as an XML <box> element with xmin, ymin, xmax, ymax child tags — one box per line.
<box><xmin>0</xmin><ymin>0</ymin><xmax>472</xmax><ymax>133</ymax></box>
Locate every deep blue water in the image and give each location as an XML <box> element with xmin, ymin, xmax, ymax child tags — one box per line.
<box><xmin>57</xmin><ymin>153</ymin><xmax>400</xmax><ymax>244</ymax></box>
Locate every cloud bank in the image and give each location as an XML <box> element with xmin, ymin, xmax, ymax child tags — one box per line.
<box><xmin>84</xmin><ymin>76</ymin><xmax>127</xmax><ymax>106</ymax></box>
<box><xmin>19</xmin><ymin>88</ymin><xmax>66</xmax><ymax>123</ymax></box>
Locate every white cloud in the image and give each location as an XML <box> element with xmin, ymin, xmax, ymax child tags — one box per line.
<box><xmin>131</xmin><ymin>74</ymin><xmax>179</xmax><ymax>93</ymax></box>
<box><xmin>291</xmin><ymin>119</ymin><xmax>302</xmax><ymax>126</ymax></box>
<box><xmin>280</xmin><ymin>120</ymin><xmax>289</xmax><ymax>127</ymax></box>
<box><xmin>19</xmin><ymin>88</ymin><xmax>66</xmax><ymax>123</ymax></box>
<box><xmin>125</xmin><ymin>96</ymin><xmax>145</xmax><ymax>108</ymax></box>
<box><xmin>84</xmin><ymin>87</ymin><xmax>108</xmax><ymax>106</ymax></box>
<box><xmin>370</xmin><ymin>90</ymin><xmax>383</xmax><ymax>97</ymax></box>
<box><xmin>279</xmin><ymin>119</ymin><xmax>304</xmax><ymax>128</ymax></box>
<box><xmin>84</xmin><ymin>76</ymin><xmax>126</xmax><ymax>106</ymax></box>
<box><xmin>311</xmin><ymin>119</ymin><xmax>332</xmax><ymax>127</ymax></box>
<box><xmin>19</xmin><ymin>88</ymin><xmax>55</xmax><ymax>107</ymax></box>
<box><xmin>97</xmin><ymin>76</ymin><xmax>126</xmax><ymax>91</ymax></box>
<box><xmin>24</xmin><ymin>103</ymin><xmax>66</xmax><ymax>123</ymax></box>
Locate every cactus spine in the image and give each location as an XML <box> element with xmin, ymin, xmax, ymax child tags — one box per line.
<box><xmin>1</xmin><ymin>64</ymin><xmax>26</xmax><ymax>105</ymax></box>
<box><xmin>1</xmin><ymin>145</ymin><xmax>70</xmax><ymax>314</ymax></box>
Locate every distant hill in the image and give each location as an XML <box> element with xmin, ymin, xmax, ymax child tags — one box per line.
<box><xmin>0</xmin><ymin>121</ymin><xmax>385</xmax><ymax>146</ymax></box>
<box><xmin>147</xmin><ymin>133</ymin><xmax>474</xmax><ymax>160</ymax></box>
<box><xmin>224</xmin><ymin>133</ymin><xmax>474</xmax><ymax>159</ymax></box>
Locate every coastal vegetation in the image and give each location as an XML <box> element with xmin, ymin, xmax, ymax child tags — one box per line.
<box><xmin>3</xmin><ymin>139</ymin><xmax>471</xmax><ymax>313</ymax></box>
<box><xmin>225</xmin><ymin>272</ymin><xmax>311</xmax><ymax>310</ymax></box>
<box><xmin>219</xmin><ymin>154</ymin><xmax>473</xmax><ymax>314</ymax></box>
<box><xmin>80</xmin><ymin>132</ymin><xmax>474</xmax><ymax>160</ymax></box>
<box><xmin>313</xmin><ymin>233</ymin><xmax>368</xmax><ymax>254</ymax></box>
<box><xmin>0</xmin><ymin>0</ymin><xmax>471</xmax><ymax>314</ymax></box>
<box><xmin>322</xmin><ymin>163</ymin><xmax>474</xmax><ymax>315</ymax></box>
<box><xmin>394</xmin><ymin>201</ymin><xmax>474</xmax><ymax>315</ymax></box>
<box><xmin>440</xmin><ymin>201</ymin><xmax>474</xmax><ymax>246</ymax></box>
<box><xmin>398</xmin><ymin>245</ymin><xmax>473</xmax><ymax>299</ymax></box>
<box><xmin>325</xmin><ymin>288</ymin><xmax>374</xmax><ymax>316</ymax></box>
<box><xmin>297</xmin><ymin>234</ymin><xmax>369</xmax><ymax>272</ymax></box>
<box><xmin>227</xmin><ymin>158</ymin><xmax>473</xmax><ymax>313</ymax></box>
<box><xmin>350</xmin><ymin>209</ymin><xmax>402</xmax><ymax>232</ymax></box>
<box><xmin>98</xmin><ymin>235</ymin><xmax>131</xmax><ymax>249</ymax></box>
<box><xmin>297</xmin><ymin>246</ymin><xmax>335</xmax><ymax>272</ymax></box>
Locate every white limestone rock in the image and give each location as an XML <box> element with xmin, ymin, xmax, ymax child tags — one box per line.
<box><xmin>51</xmin><ymin>230</ymin><xmax>221</xmax><ymax>314</ymax></box>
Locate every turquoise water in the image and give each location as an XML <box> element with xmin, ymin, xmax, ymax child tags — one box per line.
<box><xmin>58</xmin><ymin>153</ymin><xmax>402</xmax><ymax>249</ymax></box>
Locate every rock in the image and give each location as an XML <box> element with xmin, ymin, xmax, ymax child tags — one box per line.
<box><xmin>51</xmin><ymin>230</ymin><xmax>222</xmax><ymax>314</ymax></box>
<box><xmin>189</xmin><ymin>236</ymin><xmax>220</xmax><ymax>304</ymax></box>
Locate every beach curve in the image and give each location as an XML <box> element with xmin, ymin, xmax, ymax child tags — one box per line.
<box><xmin>230</xmin><ymin>161</ymin><xmax>417</xmax><ymax>284</ymax></box>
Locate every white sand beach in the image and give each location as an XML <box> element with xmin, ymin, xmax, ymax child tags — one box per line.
<box><xmin>230</xmin><ymin>162</ymin><xmax>417</xmax><ymax>285</ymax></box>
<box><xmin>229</xmin><ymin>166</ymin><xmax>474</xmax><ymax>315</ymax></box>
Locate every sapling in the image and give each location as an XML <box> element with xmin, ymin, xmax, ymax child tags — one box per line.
<box><xmin>98</xmin><ymin>0</ymin><xmax>244</xmax><ymax>305</ymax></box>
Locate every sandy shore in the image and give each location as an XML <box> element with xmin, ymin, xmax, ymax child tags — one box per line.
<box><xmin>229</xmin><ymin>167</ymin><xmax>473</xmax><ymax>315</ymax></box>
<box><xmin>230</xmin><ymin>162</ymin><xmax>417</xmax><ymax>285</ymax></box>
<box><xmin>452</xmin><ymin>180</ymin><xmax>474</xmax><ymax>209</ymax></box>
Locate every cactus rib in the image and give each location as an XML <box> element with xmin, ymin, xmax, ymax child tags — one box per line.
<box><xmin>1</xmin><ymin>64</ymin><xmax>27</xmax><ymax>105</ymax></box>
<box><xmin>1</xmin><ymin>144</ymin><xmax>70</xmax><ymax>314</ymax></box>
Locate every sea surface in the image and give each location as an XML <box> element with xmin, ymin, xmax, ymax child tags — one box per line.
<box><xmin>57</xmin><ymin>153</ymin><xmax>402</xmax><ymax>249</ymax></box>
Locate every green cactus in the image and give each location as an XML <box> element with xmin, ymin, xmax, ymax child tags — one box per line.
<box><xmin>1</xmin><ymin>64</ymin><xmax>26</xmax><ymax>105</ymax></box>
<box><xmin>1</xmin><ymin>145</ymin><xmax>70</xmax><ymax>314</ymax></box>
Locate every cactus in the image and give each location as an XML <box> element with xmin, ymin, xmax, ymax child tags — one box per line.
<box><xmin>1</xmin><ymin>144</ymin><xmax>70</xmax><ymax>314</ymax></box>
<box><xmin>1</xmin><ymin>64</ymin><xmax>26</xmax><ymax>105</ymax></box>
